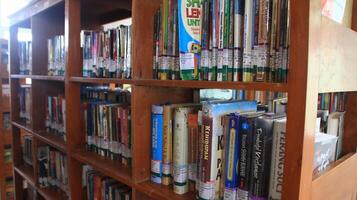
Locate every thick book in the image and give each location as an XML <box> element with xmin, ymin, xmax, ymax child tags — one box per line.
<box><xmin>173</xmin><ymin>104</ymin><xmax>201</xmax><ymax>194</ymax></box>
<box><xmin>188</xmin><ymin>113</ymin><xmax>199</xmax><ymax>192</ymax></box>
<box><xmin>151</xmin><ymin>105</ymin><xmax>164</xmax><ymax>184</ymax></box>
<box><xmin>326</xmin><ymin>112</ymin><xmax>345</xmax><ymax>160</ymax></box>
<box><xmin>162</xmin><ymin>104</ymin><xmax>174</xmax><ymax>185</ymax></box>
<box><xmin>199</xmin><ymin>100</ymin><xmax>257</xmax><ymax>200</ymax></box>
<box><xmin>269</xmin><ymin>118</ymin><xmax>286</xmax><ymax>200</ymax></box>
<box><xmin>237</xmin><ymin>112</ymin><xmax>263</xmax><ymax>200</ymax></box>
<box><xmin>249</xmin><ymin>114</ymin><xmax>277</xmax><ymax>200</ymax></box>
<box><xmin>178</xmin><ymin>0</ymin><xmax>202</xmax><ymax>80</ymax></box>
<box><xmin>223</xmin><ymin>113</ymin><xmax>240</xmax><ymax>200</ymax></box>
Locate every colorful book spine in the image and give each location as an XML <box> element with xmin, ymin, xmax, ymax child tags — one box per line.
<box><xmin>173</xmin><ymin>105</ymin><xmax>200</xmax><ymax>194</ymax></box>
<box><xmin>255</xmin><ymin>0</ymin><xmax>271</xmax><ymax>82</ymax></box>
<box><xmin>238</xmin><ymin>113</ymin><xmax>261</xmax><ymax>200</ymax></box>
<box><xmin>242</xmin><ymin>0</ymin><xmax>254</xmax><ymax>82</ymax></box>
<box><xmin>178</xmin><ymin>0</ymin><xmax>202</xmax><ymax>80</ymax></box>
<box><xmin>222</xmin><ymin>0</ymin><xmax>230</xmax><ymax>81</ymax></box>
<box><xmin>227</xmin><ymin>0</ymin><xmax>234</xmax><ymax>81</ymax></box>
<box><xmin>162</xmin><ymin>105</ymin><xmax>173</xmax><ymax>185</ymax></box>
<box><xmin>210</xmin><ymin>0</ymin><xmax>218</xmax><ymax>81</ymax></box>
<box><xmin>199</xmin><ymin>101</ymin><xmax>257</xmax><ymax>200</ymax></box>
<box><xmin>249</xmin><ymin>116</ymin><xmax>274</xmax><ymax>200</ymax></box>
<box><xmin>151</xmin><ymin>105</ymin><xmax>164</xmax><ymax>184</ymax></box>
<box><xmin>200</xmin><ymin>0</ymin><xmax>210</xmax><ymax>81</ymax></box>
<box><xmin>217</xmin><ymin>0</ymin><xmax>225</xmax><ymax>81</ymax></box>
<box><xmin>269</xmin><ymin>118</ymin><xmax>286</xmax><ymax>200</ymax></box>
<box><xmin>223</xmin><ymin>113</ymin><xmax>240</xmax><ymax>200</ymax></box>
<box><xmin>153</xmin><ymin>10</ymin><xmax>161</xmax><ymax>79</ymax></box>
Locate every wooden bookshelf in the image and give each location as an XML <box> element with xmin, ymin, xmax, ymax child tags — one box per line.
<box><xmin>7</xmin><ymin>0</ymin><xmax>357</xmax><ymax>200</ymax></box>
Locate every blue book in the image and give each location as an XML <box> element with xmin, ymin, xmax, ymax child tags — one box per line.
<box><xmin>224</xmin><ymin>113</ymin><xmax>240</xmax><ymax>200</ymax></box>
<box><xmin>151</xmin><ymin>105</ymin><xmax>164</xmax><ymax>184</ymax></box>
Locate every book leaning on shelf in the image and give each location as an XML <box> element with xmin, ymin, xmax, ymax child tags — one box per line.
<box><xmin>47</xmin><ymin>35</ymin><xmax>65</xmax><ymax>76</ymax></box>
<box><xmin>37</xmin><ymin>145</ymin><xmax>68</xmax><ymax>191</ymax></box>
<box><xmin>22</xmin><ymin>135</ymin><xmax>33</xmax><ymax>166</ymax></box>
<box><xmin>83</xmin><ymin>165</ymin><xmax>132</xmax><ymax>200</ymax></box>
<box><xmin>18</xmin><ymin>41</ymin><xmax>32</xmax><ymax>75</ymax></box>
<box><xmin>82</xmin><ymin>86</ymin><xmax>132</xmax><ymax>166</ymax></box>
<box><xmin>152</xmin><ymin>0</ymin><xmax>290</xmax><ymax>83</ymax></box>
<box><xmin>46</xmin><ymin>94</ymin><xmax>66</xmax><ymax>141</ymax></box>
<box><xmin>81</xmin><ymin>25</ymin><xmax>132</xmax><ymax>79</ymax></box>
<box><xmin>151</xmin><ymin>99</ymin><xmax>288</xmax><ymax>200</ymax></box>
<box><xmin>19</xmin><ymin>85</ymin><xmax>31</xmax><ymax>125</ymax></box>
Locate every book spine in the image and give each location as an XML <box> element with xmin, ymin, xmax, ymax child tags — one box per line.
<box><xmin>210</xmin><ymin>0</ymin><xmax>218</xmax><ymax>81</ymax></box>
<box><xmin>227</xmin><ymin>0</ymin><xmax>234</xmax><ymax>82</ymax></box>
<box><xmin>242</xmin><ymin>0</ymin><xmax>254</xmax><ymax>82</ymax></box>
<box><xmin>255</xmin><ymin>0</ymin><xmax>271</xmax><ymax>82</ymax></box>
<box><xmin>252</xmin><ymin>0</ymin><xmax>260</xmax><ymax>82</ymax></box>
<box><xmin>249</xmin><ymin>117</ymin><xmax>274</xmax><ymax>200</ymax></box>
<box><xmin>233</xmin><ymin>0</ymin><xmax>244</xmax><ymax>81</ymax></box>
<box><xmin>199</xmin><ymin>115</ymin><xmax>214</xmax><ymax>200</ymax></box>
<box><xmin>173</xmin><ymin>107</ymin><xmax>196</xmax><ymax>194</ymax></box>
<box><xmin>217</xmin><ymin>0</ymin><xmax>224</xmax><ymax>81</ymax></box>
<box><xmin>223</xmin><ymin>114</ymin><xmax>239</xmax><ymax>200</ymax></box>
<box><xmin>237</xmin><ymin>116</ymin><xmax>254</xmax><ymax>200</ymax></box>
<box><xmin>178</xmin><ymin>0</ymin><xmax>202</xmax><ymax>80</ymax></box>
<box><xmin>200</xmin><ymin>0</ymin><xmax>210</xmax><ymax>81</ymax></box>
<box><xmin>188</xmin><ymin>113</ymin><xmax>199</xmax><ymax>192</ymax></box>
<box><xmin>162</xmin><ymin>105</ymin><xmax>173</xmax><ymax>185</ymax></box>
<box><xmin>151</xmin><ymin>105</ymin><xmax>163</xmax><ymax>184</ymax></box>
<box><xmin>222</xmin><ymin>0</ymin><xmax>230</xmax><ymax>81</ymax></box>
<box><xmin>268</xmin><ymin>119</ymin><xmax>286</xmax><ymax>200</ymax></box>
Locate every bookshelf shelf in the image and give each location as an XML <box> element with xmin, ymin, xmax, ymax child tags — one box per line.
<box><xmin>33</xmin><ymin>131</ymin><xmax>66</xmax><ymax>153</ymax></box>
<box><xmin>318</xmin><ymin>16</ymin><xmax>357</xmax><ymax>93</ymax></box>
<box><xmin>14</xmin><ymin>164</ymin><xmax>35</xmax><ymax>186</ymax></box>
<box><xmin>135</xmin><ymin>181</ymin><xmax>196</xmax><ymax>200</ymax></box>
<box><xmin>69</xmin><ymin>77</ymin><xmax>135</xmax><ymax>85</ymax></box>
<box><xmin>12</xmin><ymin>121</ymin><xmax>32</xmax><ymax>134</ymax></box>
<box><xmin>136</xmin><ymin>79</ymin><xmax>289</xmax><ymax>92</ymax></box>
<box><xmin>72</xmin><ymin>147</ymin><xmax>133</xmax><ymax>187</ymax></box>
<box><xmin>37</xmin><ymin>187</ymin><xmax>68</xmax><ymax>200</ymax></box>
<box><xmin>8</xmin><ymin>0</ymin><xmax>357</xmax><ymax>199</ymax></box>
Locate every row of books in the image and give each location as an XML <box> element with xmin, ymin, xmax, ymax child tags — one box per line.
<box><xmin>5</xmin><ymin>176</ymin><xmax>14</xmax><ymax>200</ymax></box>
<box><xmin>37</xmin><ymin>145</ymin><xmax>68</xmax><ymax>190</ymax></box>
<box><xmin>81</xmin><ymin>25</ymin><xmax>132</xmax><ymax>79</ymax></box>
<box><xmin>48</xmin><ymin>35</ymin><xmax>65</xmax><ymax>76</ymax></box>
<box><xmin>82</xmin><ymin>86</ymin><xmax>132</xmax><ymax>166</ymax></box>
<box><xmin>19</xmin><ymin>85</ymin><xmax>31</xmax><ymax>125</ymax></box>
<box><xmin>153</xmin><ymin>0</ymin><xmax>289</xmax><ymax>83</ymax></box>
<box><xmin>317</xmin><ymin>92</ymin><xmax>345</xmax><ymax>113</ymax></box>
<box><xmin>83</xmin><ymin>166</ymin><xmax>131</xmax><ymax>200</ymax></box>
<box><xmin>45</xmin><ymin>95</ymin><xmax>66</xmax><ymax>141</ymax></box>
<box><xmin>22</xmin><ymin>135</ymin><xmax>33</xmax><ymax>166</ymax></box>
<box><xmin>151</xmin><ymin>100</ymin><xmax>287</xmax><ymax>199</ymax></box>
<box><xmin>18</xmin><ymin>41</ymin><xmax>32</xmax><ymax>75</ymax></box>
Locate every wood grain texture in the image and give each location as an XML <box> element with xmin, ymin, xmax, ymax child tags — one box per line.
<box><xmin>283</xmin><ymin>0</ymin><xmax>321</xmax><ymax>199</ymax></box>
<box><xmin>318</xmin><ymin>16</ymin><xmax>357</xmax><ymax>93</ymax></box>
<box><xmin>312</xmin><ymin>153</ymin><xmax>357</xmax><ymax>200</ymax></box>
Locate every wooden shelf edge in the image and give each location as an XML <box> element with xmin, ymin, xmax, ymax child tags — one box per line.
<box><xmin>71</xmin><ymin>147</ymin><xmax>133</xmax><ymax>187</ymax></box>
<box><xmin>136</xmin><ymin>79</ymin><xmax>289</xmax><ymax>92</ymax></box>
<box><xmin>14</xmin><ymin>165</ymin><xmax>35</xmax><ymax>186</ymax></box>
<box><xmin>69</xmin><ymin>77</ymin><xmax>135</xmax><ymax>84</ymax></box>
<box><xmin>318</xmin><ymin>16</ymin><xmax>357</xmax><ymax>93</ymax></box>
<box><xmin>135</xmin><ymin>181</ymin><xmax>196</xmax><ymax>200</ymax></box>
<box><xmin>312</xmin><ymin>153</ymin><xmax>357</xmax><ymax>200</ymax></box>
<box><xmin>11</xmin><ymin>74</ymin><xmax>65</xmax><ymax>82</ymax></box>
<box><xmin>33</xmin><ymin>131</ymin><xmax>67</xmax><ymax>153</ymax></box>
<box><xmin>37</xmin><ymin>186</ymin><xmax>69</xmax><ymax>200</ymax></box>
<box><xmin>11</xmin><ymin>121</ymin><xmax>33</xmax><ymax>134</ymax></box>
